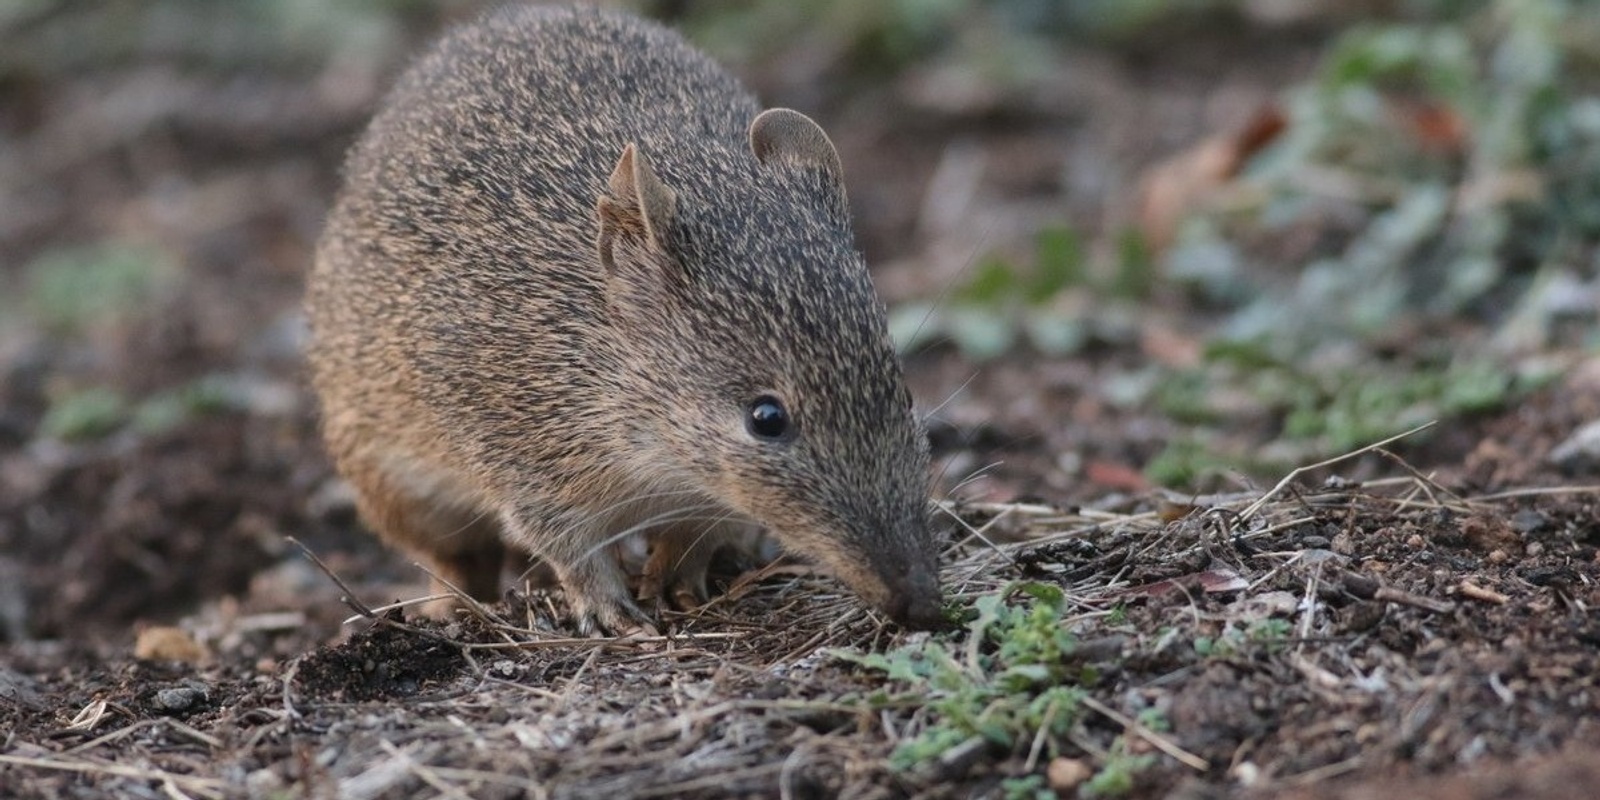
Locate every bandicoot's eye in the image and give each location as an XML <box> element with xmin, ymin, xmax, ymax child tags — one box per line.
<box><xmin>746</xmin><ymin>395</ymin><xmax>791</xmax><ymax>441</ymax></box>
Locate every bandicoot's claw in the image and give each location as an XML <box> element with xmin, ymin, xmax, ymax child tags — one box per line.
<box><xmin>670</xmin><ymin>585</ymin><xmax>706</xmax><ymax>612</ymax></box>
<box><xmin>556</xmin><ymin>556</ymin><xmax>660</xmax><ymax>637</ymax></box>
<box><xmin>573</xmin><ymin>593</ymin><xmax>659</xmax><ymax>638</ymax></box>
<box><xmin>640</xmin><ymin>557</ymin><xmax>712</xmax><ymax>614</ymax></box>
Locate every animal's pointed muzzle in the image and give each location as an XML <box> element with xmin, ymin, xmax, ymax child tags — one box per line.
<box><xmin>878</xmin><ymin>555</ymin><xmax>944</xmax><ymax>630</ymax></box>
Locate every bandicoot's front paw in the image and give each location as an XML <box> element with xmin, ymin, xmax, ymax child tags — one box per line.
<box><xmin>552</xmin><ymin>556</ymin><xmax>660</xmax><ymax>637</ymax></box>
<box><xmin>571</xmin><ymin>591</ymin><xmax>659</xmax><ymax>638</ymax></box>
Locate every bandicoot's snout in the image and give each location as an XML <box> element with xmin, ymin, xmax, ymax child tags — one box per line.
<box><xmin>884</xmin><ymin>584</ymin><xmax>944</xmax><ymax>630</ymax></box>
<box><xmin>876</xmin><ymin>549</ymin><xmax>944</xmax><ymax>630</ymax></box>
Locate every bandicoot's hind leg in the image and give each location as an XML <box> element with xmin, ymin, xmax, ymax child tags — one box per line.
<box><xmin>640</xmin><ymin>523</ymin><xmax>749</xmax><ymax>611</ymax></box>
<box><xmin>346</xmin><ymin>462</ymin><xmax>506</xmax><ymax>616</ymax></box>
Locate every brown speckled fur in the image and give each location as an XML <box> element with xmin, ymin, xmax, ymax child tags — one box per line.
<box><xmin>306</xmin><ymin>4</ymin><xmax>941</xmax><ymax>633</ymax></box>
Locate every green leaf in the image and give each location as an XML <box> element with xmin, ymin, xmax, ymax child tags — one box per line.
<box><xmin>1201</xmin><ymin>338</ymin><xmax>1285</xmax><ymax>371</ymax></box>
<box><xmin>1028</xmin><ymin>227</ymin><xmax>1084</xmax><ymax>302</ymax></box>
<box><xmin>1012</xmin><ymin>581</ymin><xmax>1065</xmax><ymax>609</ymax></box>
<box><xmin>958</xmin><ymin>256</ymin><xmax>1022</xmax><ymax>306</ymax></box>
<box><xmin>40</xmin><ymin>387</ymin><xmax>127</xmax><ymax>441</ymax></box>
<box><xmin>1109</xmin><ymin>228</ymin><xmax>1155</xmax><ymax>300</ymax></box>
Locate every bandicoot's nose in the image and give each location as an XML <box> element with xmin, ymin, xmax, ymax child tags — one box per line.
<box><xmin>882</xmin><ymin>561</ymin><xmax>944</xmax><ymax>630</ymax></box>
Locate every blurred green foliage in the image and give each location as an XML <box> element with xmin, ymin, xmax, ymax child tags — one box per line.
<box><xmin>681</xmin><ymin>0</ymin><xmax>1057</xmax><ymax>81</ymax></box>
<box><xmin>15</xmin><ymin>242</ymin><xmax>175</xmax><ymax>334</ymax></box>
<box><xmin>1151</xmin><ymin>0</ymin><xmax>1596</xmax><ymax>485</ymax></box>
<box><xmin>38</xmin><ymin>386</ymin><xmax>127</xmax><ymax>441</ymax></box>
<box><xmin>0</xmin><ymin>0</ymin><xmax>446</xmax><ymax>76</ymax></box>
<box><xmin>130</xmin><ymin>376</ymin><xmax>235</xmax><ymax>435</ymax></box>
<box><xmin>886</xmin><ymin>0</ymin><xmax>1596</xmax><ymax>487</ymax></box>
<box><xmin>1193</xmin><ymin>0</ymin><xmax>1600</xmax><ymax>348</ymax></box>
<box><xmin>897</xmin><ymin>0</ymin><xmax>1598</xmax><ymax>353</ymax></box>
<box><xmin>1142</xmin><ymin>436</ymin><xmax>1238</xmax><ymax>491</ymax></box>
<box><xmin>677</xmin><ymin>0</ymin><xmax>1275</xmax><ymax>77</ymax></box>
<box><xmin>5</xmin><ymin>0</ymin><xmax>1593</xmax><ymax>482</ymax></box>
<box><xmin>890</xmin><ymin>227</ymin><xmax>1153</xmax><ymax>360</ymax></box>
<box><xmin>39</xmin><ymin>375</ymin><xmax>237</xmax><ymax>442</ymax></box>
<box><xmin>1144</xmin><ymin>346</ymin><xmax>1559</xmax><ymax>487</ymax></box>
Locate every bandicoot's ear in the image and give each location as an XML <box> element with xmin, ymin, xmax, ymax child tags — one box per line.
<box><xmin>595</xmin><ymin>143</ymin><xmax>677</xmax><ymax>270</ymax></box>
<box><xmin>749</xmin><ymin>108</ymin><xmax>845</xmax><ymax>187</ymax></box>
<box><xmin>608</xmin><ymin>143</ymin><xmax>676</xmax><ymax>242</ymax></box>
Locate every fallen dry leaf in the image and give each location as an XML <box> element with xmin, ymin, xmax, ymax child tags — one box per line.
<box><xmin>1137</xmin><ymin>104</ymin><xmax>1288</xmax><ymax>252</ymax></box>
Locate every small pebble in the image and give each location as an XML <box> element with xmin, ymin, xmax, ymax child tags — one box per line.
<box><xmin>1048</xmin><ymin>757</ymin><xmax>1091</xmax><ymax>790</ymax></box>
<box><xmin>1511</xmin><ymin>509</ymin><xmax>1549</xmax><ymax>534</ymax></box>
<box><xmin>247</xmin><ymin>768</ymin><xmax>286</xmax><ymax>795</ymax></box>
<box><xmin>1549</xmin><ymin>419</ymin><xmax>1600</xmax><ymax>473</ymax></box>
<box><xmin>152</xmin><ymin>684</ymin><xmax>208</xmax><ymax>712</ymax></box>
<box><xmin>1232</xmin><ymin>761</ymin><xmax>1262</xmax><ymax>786</ymax></box>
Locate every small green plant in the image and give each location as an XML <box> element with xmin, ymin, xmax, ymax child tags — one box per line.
<box><xmin>1248</xmin><ymin>618</ymin><xmax>1293</xmax><ymax>652</ymax></box>
<box><xmin>1082</xmin><ymin>736</ymin><xmax>1156</xmax><ymax>798</ymax></box>
<box><xmin>1001</xmin><ymin>774</ymin><xmax>1053</xmax><ymax>800</ymax></box>
<box><xmin>1139</xmin><ymin>336</ymin><xmax>1561</xmax><ymax>488</ymax></box>
<box><xmin>1105</xmin><ymin>603</ymin><xmax>1129</xmax><ymax>626</ymax></box>
<box><xmin>837</xmin><ymin>582</ymin><xmax>1161</xmax><ymax>792</ymax></box>
<box><xmin>1191</xmin><ymin>633</ymin><xmax>1228</xmax><ymax>659</ymax></box>
<box><xmin>1194</xmin><ymin>618</ymin><xmax>1293</xmax><ymax>659</ymax></box>
<box><xmin>838</xmin><ymin>583</ymin><xmax>1083</xmax><ymax>766</ymax></box>
<box><xmin>1135</xmin><ymin>707</ymin><xmax>1170</xmax><ymax>733</ymax></box>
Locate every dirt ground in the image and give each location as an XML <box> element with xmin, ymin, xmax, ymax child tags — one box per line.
<box><xmin>3</xmin><ymin>3</ymin><xmax>1599</xmax><ymax>799</ymax></box>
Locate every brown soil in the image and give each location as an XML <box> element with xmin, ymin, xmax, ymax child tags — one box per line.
<box><xmin>3</xmin><ymin>4</ymin><xmax>1598</xmax><ymax>799</ymax></box>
